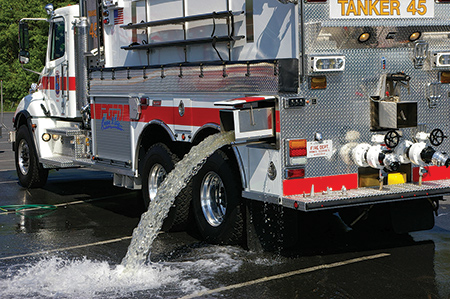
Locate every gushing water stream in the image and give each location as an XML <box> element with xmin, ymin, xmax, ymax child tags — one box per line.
<box><xmin>121</xmin><ymin>131</ymin><xmax>235</xmax><ymax>268</ymax></box>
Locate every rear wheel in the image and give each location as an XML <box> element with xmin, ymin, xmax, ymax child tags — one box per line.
<box><xmin>141</xmin><ymin>143</ymin><xmax>191</xmax><ymax>231</ymax></box>
<box><xmin>192</xmin><ymin>149</ymin><xmax>243</xmax><ymax>245</ymax></box>
<box><xmin>15</xmin><ymin>126</ymin><xmax>48</xmax><ymax>188</ymax></box>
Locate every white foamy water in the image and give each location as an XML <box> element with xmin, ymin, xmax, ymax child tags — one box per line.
<box><xmin>122</xmin><ymin>131</ymin><xmax>235</xmax><ymax>268</ymax></box>
<box><xmin>0</xmin><ymin>246</ymin><xmax>244</xmax><ymax>299</ymax></box>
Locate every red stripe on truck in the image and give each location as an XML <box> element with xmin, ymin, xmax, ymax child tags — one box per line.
<box><xmin>413</xmin><ymin>166</ymin><xmax>450</xmax><ymax>182</ymax></box>
<box><xmin>91</xmin><ymin>103</ymin><xmax>221</xmax><ymax>127</ymax></box>
<box><xmin>40</xmin><ymin>76</ymin><xmax>76</xmax><ymax>91</ymax></box>
<box><xmin>283</xmin><ymin>173</ymin><xmax>358</xmax><ymax>196</ymax></box>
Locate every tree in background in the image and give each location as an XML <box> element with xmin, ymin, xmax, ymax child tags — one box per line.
<box><xmin>0</xmin><ymin>0</ymin><xmax>76</xmax><ymax>110</ymax></box>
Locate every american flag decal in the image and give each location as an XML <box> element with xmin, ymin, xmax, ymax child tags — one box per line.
<box><xmin>114</xmin><ymin>8</ymin><xmax>124</xmax><ymax>25</ymax></box>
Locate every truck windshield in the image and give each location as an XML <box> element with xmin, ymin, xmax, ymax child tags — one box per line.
<box><xmin>50</xmin><ymin>19</ymin><xmax>65</xmax><ymax>61</ymax></box>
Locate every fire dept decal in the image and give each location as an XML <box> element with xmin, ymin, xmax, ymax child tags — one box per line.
<box><xmin>100</xmin><ymin>105</ymin><xmax>125</xmax><ymax>131</ymax></box>
<box><xmin>307</xmin><ymin>140</ymin><xmax>333</xmax><ymax>159</ymax></box>
<box><xmin>330</xmin><ymin>0</ymin><xmax>434</xmax><ymax>19</ymax></box>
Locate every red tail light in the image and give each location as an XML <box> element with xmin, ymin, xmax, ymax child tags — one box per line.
<box><xmin>289</xmin><ymin>139</ymin><xmax>307</xmax><ymax>157</ymax></box>
<box><xmin>287</xmin><ymin>168</ymin><xmax>305</xmax><ymax>179</ymax></box>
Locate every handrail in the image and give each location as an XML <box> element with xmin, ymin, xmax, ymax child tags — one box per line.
<box><xmin>121</xmin><ymin>35</ymin><xmax>244</xmax><ymax>51</ymax></box>
<box><xmin>120</xmin><ymin>10</ymin><xmax>243</xmax><ymax>30</ymax></box>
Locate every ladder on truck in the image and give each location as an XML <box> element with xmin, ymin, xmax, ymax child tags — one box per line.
<box><xmin>119</xmin><ymin>6</ymin><xmax>244</xmax><ymax>63</ymax></box>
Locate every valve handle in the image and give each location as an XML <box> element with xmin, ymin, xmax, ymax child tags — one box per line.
<box><xmin>384</xmin><ymin>130</ymin><xmax>400</xmax><ymax>148</ymax></box>
<box><xmin>430</xmin><ymin>128</ymin><xmax>447</xmax><ymax>146</ymax></box>
<box><xmin>387</xmin><ymin>72</ymin><xmax>411</xmax><ymax>82</ymax></box>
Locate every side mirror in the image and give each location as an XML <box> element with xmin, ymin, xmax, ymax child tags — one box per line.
<box><xmin>19</xmin><ymin>22</ymin><xmax>30</xmax><ymax>64</ymax></box>
<box><xmin>45</xmin><ymin>4</ymin><xmax>54</xmax><ymax>16</ymax></box>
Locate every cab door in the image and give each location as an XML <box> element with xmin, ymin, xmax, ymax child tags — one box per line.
<box><xmin>41</xmin><ymin>17</ymin><xmax>69</xmax><ymax>117</ymax></box>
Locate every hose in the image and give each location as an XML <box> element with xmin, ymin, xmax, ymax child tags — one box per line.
<box><xmin>0</xmin><ymin>204</ymin><xmax>57</xmax><ymax>219</ymax></box>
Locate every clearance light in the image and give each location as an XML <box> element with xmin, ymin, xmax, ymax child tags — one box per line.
<box><xmin>286</xmin><ymin>168</ymin><xmax>305</xmax><ymax>179</ymax></box>
<box><xmin>103</xmin><ymin>10</ymin><xmax>110</xmax><ymax>25</ymax></box>
<box><xmin>440</xmin><ymin>72</ymin><xmax>450</xmax><ymax>84</ymax></box>
<box><xmin>409</xmin><ymin>32</ymin><xmax>421</xmax><ymax>42</ymax></box>
<box><xmin>310</xmin><ymin>76</ymin><xmax>327</xmax><ymax>89</ymax></box>
<box><xmin>312</xmin><ymin>56</ymin><xmax>345</xmax><ymax>72</ymax></box>
<box><xmin>434</xmin><ymin>53</ymin><xmax>450</xmax><ymax>67</ymax></box>
<box><xmin>358</xmin><ymin>32</ymin><xmax>371</xmax><ymax>43</ymax></box>
<box><xmin>42</xmin><ymin>133</ymin><xmax>51</xmax><ymax>142</ymax></box>
<box><xmin>52</xmin><ymin>134</ymin><xmax>60</xmax><ymax>141</ymax></box>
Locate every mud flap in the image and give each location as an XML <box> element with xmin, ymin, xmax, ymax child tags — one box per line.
<box><xmin>390</xmin><ymin>198</ymin><xmax>436</xmax><ymax>234</ymax></box>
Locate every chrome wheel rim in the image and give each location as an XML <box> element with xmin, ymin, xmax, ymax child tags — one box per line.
<box><xmin>200</xmin><ymin>171</ymin><xmax>226</xmax><ymax>227</ymax></box>
<box><xmin>18</xmin><ymin>139</ymin><xmax>30</xmax><ymax>176</ymax></box>
<box><xmin>148</xmin><ymin>163</ymin><xmax>167</xmax><ymax>201</ymax></box>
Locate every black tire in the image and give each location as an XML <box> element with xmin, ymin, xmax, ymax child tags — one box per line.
<box><xmin>141</xmin><ymin>143</ymin><xmax>191</xmax><ymax>232</ymax></box>
<box><xmin>192</xmin><ymin>149</ymin><xmax>244</xmax><ymax>245</ymax></box>
<box><xmin>15</xmin><ymin>125</ymin><xmax>49</xmax><ymax>188</ymax></box>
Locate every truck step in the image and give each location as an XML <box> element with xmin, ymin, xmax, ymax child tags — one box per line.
<box><xmin>41</xmin><ymin>155</ymin><xmax>94</xmax><ymax>168</ymax></box>
<box><xmin>280</xmin><ymin>180</ymin><xmax>450</xmax><ymax>211</ymax></box>
<box><xmin>46</xmin><ymin>127</ymin><xmax>83</xmax><ymax>136</ymax></box>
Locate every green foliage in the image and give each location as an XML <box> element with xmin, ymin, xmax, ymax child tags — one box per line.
<box><xmin>0</xmin><ymin>0</ymin><xmax>76</xmax><ymax>110</ymax></box>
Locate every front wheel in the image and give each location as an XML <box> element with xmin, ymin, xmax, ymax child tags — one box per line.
<box><xmin>15</xmin><ymin>125</ymin><xmax>48</xmax><ymax>188</ymax></box>
<box><xmin>192</xmin><ymin>149</ymin><xmax>243</xmax><ymax>245</ymax></box>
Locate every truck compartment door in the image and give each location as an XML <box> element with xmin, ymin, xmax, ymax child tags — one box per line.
<box><xmin>215</xmin><ymin>96</ymin><xmax>276</xmax><ymax>142</ymax></box>
<box><xmin>91</xmin><ymin>97</ymin><xmax>132</xmax><ymax>165</ymax></box>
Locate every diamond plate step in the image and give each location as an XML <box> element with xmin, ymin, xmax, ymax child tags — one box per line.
<box><xmin>41</xmin><ymin>156</ymin><xmax>94</xmax><ymax>168</ymax></box>
<box><xmin>284</xmin><ymin>180</ymin><xmax>450</xmax><ymax>211</ymax></box>
<box><xmin>46</xmin><ymin>127</ymin><xmax>83</xmax><ymax>136</ymax></box>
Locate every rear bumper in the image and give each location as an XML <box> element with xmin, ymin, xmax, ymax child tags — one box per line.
<box><xmin>243</xmin><ymin>179</ymin><xmax>450</xmax><ymax>211</ymax></box>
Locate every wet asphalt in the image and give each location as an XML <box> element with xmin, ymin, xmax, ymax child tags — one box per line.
<box><xmin>0</xmin><ymin>112</ymin><xmax>450</xmax><ymax>298</ymax></box>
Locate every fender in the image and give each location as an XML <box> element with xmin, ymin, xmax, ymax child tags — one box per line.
<box><xmin>12</xmin><ymin>110</ymin><xmax>43</xmax><ymax>163</ymax></box>
<box><xmin>134</xmin><ymin>120</ymin><xmax>176</xmax><ymax>173</ymax></box>
<box><xmin>147</xmin><ymin>120</ymin><xmax>176</xmax><ymax>142</ymax></box>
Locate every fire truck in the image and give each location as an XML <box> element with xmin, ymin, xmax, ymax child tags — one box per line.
<box><xmin>10</xmin><ymin>0</ymin><xmax>450</xmax><ymax>245</ymax></box>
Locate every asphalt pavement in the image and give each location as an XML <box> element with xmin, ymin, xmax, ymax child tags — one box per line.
<box><xmin>0</xmin><ymin>111</ymin><xmax>449</xmax><ymax>298</ymax></box>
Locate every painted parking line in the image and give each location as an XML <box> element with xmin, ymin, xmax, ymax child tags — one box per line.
<box><xmin>0</xmin><ymin>236</ymin><xmax>133</xmax><ymax>260</ymax></box>
<box><xmin>180</xmin><ymin>253</ymin><xmax>391</xmax><ymax>299</ymax></box>
<box><xmin>0</xmin><ymin>180</ymin><xmax>17</xmax><ymax>185</ymax></box>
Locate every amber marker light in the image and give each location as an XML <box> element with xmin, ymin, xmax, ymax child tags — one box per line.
<box><xmin>42</xmin><ymin>133</ymin><xmax>51</xmax><ymax>142</ymax></box>
<box><xmin>409</xmin><ymin>32</ymin><xmax>421</xmax><ymax>42</ymax></box>
<box><xmin>358</xmin><ymin>32</ymin><xmax>371</xmax><ymax>43</ymax></box>
<box><xmin>310</xmin><ymin>76</ymin><xmax>327</xmax><ymax>89</ymax></box>
<box><xmin>440</xmin><ymin>72</ymin><xmax>450</xmax><ymax>84</ymax></box>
